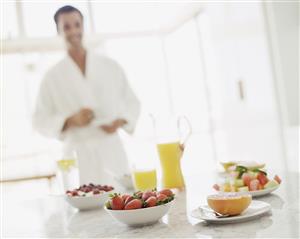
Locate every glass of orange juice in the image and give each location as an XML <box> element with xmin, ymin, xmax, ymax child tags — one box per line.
<box><xmin>126</xmin><ymin>133</ymin><xmax>158</xmax><ymax>191</ymax></box>
<box><xmin>132</xmin><ymin>168</ymin><xmax>157</xmax><ymax>191</ymax></box>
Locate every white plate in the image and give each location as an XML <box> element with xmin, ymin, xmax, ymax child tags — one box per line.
<box><xmin>191</xmin><ymin>200</ymin><xmax>271</xmax><ymax>224</ymax></box>
<box><xmin>248</xmin><ymin>185</ymin><xmax>280</xmax><ymax>197</ymax></box>
<box><xmin>217</xmin><ymin>185</ymin><xmax>280</xmax><ymax>197</ymax></box>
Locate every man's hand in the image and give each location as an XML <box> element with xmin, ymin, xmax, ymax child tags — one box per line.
<box><xmin>100</xmin><ymin>119</ymin><xmax>127</xmax><ymax>134</ymax></box>
<box><xmin>63</xmin><ymin>108</ymin><xmax>94</xmax><ymax>131</ymax></box>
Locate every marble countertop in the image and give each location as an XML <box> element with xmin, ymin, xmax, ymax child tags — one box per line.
<box><xmin>3</xmin><ymin>171</ymin><xmax>299</xmax><ymax>238</ymax></box>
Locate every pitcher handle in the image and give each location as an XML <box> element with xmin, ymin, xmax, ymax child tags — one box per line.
<box><xmin>177</xmin><ymin>115</ymin><xmax>192</xmax><ymax>146</ymax></box>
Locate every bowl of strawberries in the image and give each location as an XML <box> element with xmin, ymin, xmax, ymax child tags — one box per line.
<box><xmin>65</xmin><ymin>183</ymin><xmax>114</xmax><ymax>210</ymax></box>
<box><xmin>104</xmin><ymin>189</ymin><xmax>175</xmax><ymax>226</ymax></box>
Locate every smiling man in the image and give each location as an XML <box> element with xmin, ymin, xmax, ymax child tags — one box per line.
<box><xmin>33</xmin><ymin>5</ymin><xmax>140</xmax><ymax>186</ymax></box>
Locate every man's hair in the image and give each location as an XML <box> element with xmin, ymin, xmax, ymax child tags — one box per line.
<box><xmin>54</xmin><ymin>5</ymin><xmax>83</xmax><ymax>26</ymax></box>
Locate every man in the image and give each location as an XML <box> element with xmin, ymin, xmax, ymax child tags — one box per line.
<box><xmin>33</xmin><ymin>5</ymin><xmax>140</xmax><ymax>186</ymax></box>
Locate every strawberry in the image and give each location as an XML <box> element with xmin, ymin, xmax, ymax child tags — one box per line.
<box><xmin>124</xmin><ymin>199</ymin><xmax>142</xmax><ymax>210</ymax></box>
<box><xmin>121</xmin><ymin>194</ymin><xmax>131</xmax><ymax>202</ymax></box>
<box><xmin>124</xmin><ymin>196</ymin><xmax>134</xmax><ymax>205</ymax></box>
<box><xmin>134</xmin><ymin>191</ymin><xmax>143</xmax><ymax>199</ymax></box>
<box><xmin>145</xmin><ymin>196</ymin><xmax>157</xmax><ymax>207</ymax></box>
<box><xmin>142</xmin><ymin>191</ymin><xmax>156</xmax><ymax>201</ymax></box>
<box><xmin>156</xmin><ymin>193</ymin><xmax>168</xmax><ymax>202</ymax></box>
<box><xmin>274</xmin><ymin>175</ymin><xmax>282</xmax><ymax>184</ymax></box>
<box><xmin>110</xmin><ymin>194</ymin><xmax>124</xmax><ymax>210</ymax></box>
<box><xmin>158</xmin><ymin>189</ymin><xmax>173</xmax><ymax>197</ymax></box>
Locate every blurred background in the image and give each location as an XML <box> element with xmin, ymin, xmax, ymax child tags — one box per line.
<box><xmin>1</xmin><ymin>1</ymin><xmax>299</xmax><ymax>200</ymax></box>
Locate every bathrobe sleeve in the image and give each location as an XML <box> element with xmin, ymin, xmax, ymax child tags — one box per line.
<box><xmin>32</xmin><ymin>73</ymin><xmax>69</xmax><ymax>140</ymax></box>
<box><xmin>116</xmin><ymin>65</ymin><xmax>141</xmax><ymax>134</ymax></box>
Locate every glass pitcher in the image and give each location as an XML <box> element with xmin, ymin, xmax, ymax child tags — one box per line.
<box><xmin>151</xmin><ymin>114</ymin><xmax>192</xmax><ymax>190</ymax></box>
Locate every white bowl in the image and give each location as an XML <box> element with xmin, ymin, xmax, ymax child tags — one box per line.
<box><xmin>65</xmin><ymin>192</ymin><xmax>111</xmax><ymax>210</ymax></box>
<box><xmin>104</xmin><ymin>200</ymin><xmax>174</xmax><ymax>226</ymax></box>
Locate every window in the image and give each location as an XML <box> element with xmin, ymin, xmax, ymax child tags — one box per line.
<box><xmin>164</xmin><ymin>20</ymin><xmax>209</xmax><ymax>133</ymax></box>
<box><xmin>3</xmin><ymin>52</ymin><xmax>63</xmax><ymax>160</ymax></box>
<box><xmin>92</xmin><ymin>2</ymin><xmax>188</xmax><ymax>33</ymax></box>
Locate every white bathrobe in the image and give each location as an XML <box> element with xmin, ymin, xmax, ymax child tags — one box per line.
<box><xmin>33</xmin><ymin>51</ymin><xmax>140</xmax><ymax>185</ymax></box>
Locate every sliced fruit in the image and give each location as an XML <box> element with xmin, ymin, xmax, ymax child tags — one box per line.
<box><xmin>242</xmin><ymin>173</ymin><xmax>253</xmax><ymax>187</ymax></box>
<box><xmin>233</xmin><ymin>179</ymin><xmax>244</xmax><ymax>187</ymax></box>
<box><xmin>249</xmin><ymin>179</ymin><xmax>260</xmax><ymax>191</ymax></box>
<box><xmin>235</xmin><ymin>165</ymin><xmax>248</xmax><ymax>178</ymax></box>
<box><xmin>221</xmin><ymin>162</ymin><xmax>236</xmax><ymax>171</ymax></box>
<box><xmin>237</xmin><ymin>186</ymin><xmax>249</xmax><ymax>192</ymax></box>
<box><xmin>230</xmin><ymin>185</ymin><xmax>237</xmax><ymax>192</ymax></box>
<box><xmin>274</xmin><ymin>175</ymin><xmax>282</xmax><ymax>184</ymax></box>
<box><xmin>213</xmin><ymin>184</ymin><xmax>220</xmax><ymax>191</ymax></box>
<box><xmin>248</xmin><ymin>171</ymin><xmax>258</xmax><ymax>179</ymax></box>
<box><xmin>207</xmin><ymin>193</ymin><xmax>252</xmax><ymax>216</ymax></box>
<box><xmin>257</xmin><ymin>172</ymin><xmax>269</xmax><ymax>186</ymax></box>
<box><xmin>221</xmin><ymin>183</ymin><xmax>232</xmax><ymax>192</ymax></box>
<box><xmin>264</xmin><ymin>179</ymin><xmax>279</xmax><ymax>189</ymax></box>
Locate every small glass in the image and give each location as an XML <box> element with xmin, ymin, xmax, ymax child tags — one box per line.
<box><xmin>56</xmin><ymin>149</ymin><xmax>79</xmax><ymax>193</ymax></box>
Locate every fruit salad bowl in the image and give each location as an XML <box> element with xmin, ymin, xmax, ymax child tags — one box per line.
<box><xmin>104</xmin><ymin>189</ymin><xmax>175</xmax><ymax>226</ymax></box>
<box><xmin>64</xmin><ymin>184</ymin><xmax>114</xmax><ymax>210</ymax></box>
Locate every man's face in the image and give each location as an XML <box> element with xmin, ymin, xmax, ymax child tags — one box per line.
<box><xmin>57</xmin><ymin>11</ymin><xmax>83</xmax><ymax>48</ymax></box>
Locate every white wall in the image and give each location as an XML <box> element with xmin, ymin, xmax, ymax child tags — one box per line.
<box><xmin>266</xmin><ymin>2</ymin><xmax>299</xmax><ymax>127</ymax></box>
<box><xmin>264</xmin><ymin>2</ymin><xmax>299</xmax><ymax>172</ymax></box>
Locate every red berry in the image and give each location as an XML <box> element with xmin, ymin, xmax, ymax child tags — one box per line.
<box><xmin>146</xmin><ymin>196</ymin><xmax>157</xmax><ymax>207</ymax></box>
<box><xmin>158</xmin><ymin>189</ymin><xmax>173</xmax><ymax>197</ymax></box>
<box><xmin>156</xmin><ymin>193</ymin><xmax>168</xmax><ymax>202</ymax></box>
<box><xmin>124</xmin><ymin>199</ymin><xmax>142</xmax><ymax>210</ymax></box>
<box><xmin>121</xmin><ymin>194</ymin><xmax>131</xmax><ymax>202</ymax></box>
<box><xmin>124</xmin><ymin>196</ymin><xmax>134</xmax><ymax>205</ymax></box>
<box><xmin>111</xmin><ymin>195</ymin><xmax>124</xmax><ymax>210</ymax></box>
<box><xmin>71</xmin><ymin>191</ymin><xmax>78</xmax><ymax>196</ymax></box>
<box><xmin>142</xmin><ymin>191</ymin><xmax>156</xmax><ymax>201</ymax></box>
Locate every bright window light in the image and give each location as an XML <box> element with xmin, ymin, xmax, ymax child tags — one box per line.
<box><xmin>21</xmin><ymin>1</ymin><xmax>91</xmax><ymax>37</ymax></box>
<box><xmin>2</xmin><ymin>1</ymin><xmax>18</xmax><ymax>39</ymax></box>
<box><xmin>92</xmin><ymin>2</ymin><xmax>189</xmax><ymax>33</ymax></box>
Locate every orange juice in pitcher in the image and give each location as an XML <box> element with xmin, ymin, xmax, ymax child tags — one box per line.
<box><xmin>157</xmin><ymin>141</ymin><xmax>185</xmax><ymax>189</ymax></box>
<box><xmin>151</xmin><ymin>115</ymin><xmax>192</xmax><ymax>190</ymax></box>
